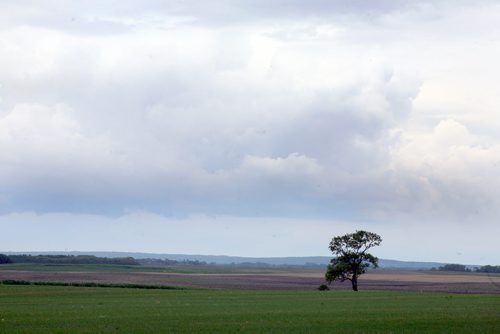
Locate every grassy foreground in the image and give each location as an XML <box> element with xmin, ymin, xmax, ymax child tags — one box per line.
<box><xmin>0</xmin><ymin>285</ymin><xmax>499</xmax><ymax>333</ymax></box>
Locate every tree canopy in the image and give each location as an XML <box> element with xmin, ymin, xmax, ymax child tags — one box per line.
<box><xmin>0</xmin><ymin>254</ymin><xmax>12</xmax><ymax>264</ymax></box>
<box><xmin>325</xmin><ymin>230</ymin><xmax>382</xmax><ymax>291</ymax></box>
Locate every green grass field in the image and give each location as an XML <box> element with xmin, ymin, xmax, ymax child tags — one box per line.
<box><xmin>0</xmin><ymin>284</ymin><xmax>499</xmax><ymax>333</ymax></box>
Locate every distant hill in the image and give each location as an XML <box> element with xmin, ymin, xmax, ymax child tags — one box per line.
<box><xmin>3</xmin><ymin>251</ymin><xmax>453</xmax><ymax>269</ymax></box>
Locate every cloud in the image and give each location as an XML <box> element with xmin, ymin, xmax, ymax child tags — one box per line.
<box><xmin>241</xmin><ymin>153</ymin><xmax>322</xmax><ymax>177</ymax></box>
<box><xmin>0</xmin><ymin>1</ymin><xmax>494</xmax><ymax>218</ymax></box>
<box><xmin>0</xmin><ymin>1</ymin><xmax>499</xmax><ymax>261</ymax></box>
<box><xmin>386</xmin><ymin>119</ymin><xmax>500</xmax><ymax>220</ymax></box>
<box><xmin>0</xmin><ymin>102</ymin><xmax>128</xmax><ymax>213</ymax></box>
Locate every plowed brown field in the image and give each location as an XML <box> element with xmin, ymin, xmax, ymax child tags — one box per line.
<box><xmin>1</xmin><ymin>268</ymin><xmax>499</xmax><ymax>294</ymax></box>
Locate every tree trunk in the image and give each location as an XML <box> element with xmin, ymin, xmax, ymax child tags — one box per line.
<box><xmin>351</xmin><ymin>274</ymin><xmax>358</xmax><ymax>291</ymax></box>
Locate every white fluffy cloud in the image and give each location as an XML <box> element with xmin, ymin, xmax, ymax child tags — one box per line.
<box><xmin>387</xmin><ymin>119</ymin><xmax>500</xmax><ymax>220</ymax></box>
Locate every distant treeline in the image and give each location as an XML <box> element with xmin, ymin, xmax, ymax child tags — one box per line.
<box><xmin>0</xmin><ymin>254</ymin><xmax>11</xmax><ymax>264</ymax></box>
<box><xmin>433</xmin><ymin>263</ymin><xmax>500</xmax><ymax>273</ymax></box>
<box><xmin>436</xmin><ymin>264</ymin><xmax>472</xmax><ymax>272</ymax></box>
<box><xmin>475</xmin><ymin>265</ymin><xmax>500</xmax><ymax>273</ymax></box>
<box><xmin>1</xmin><ymin>254</ymin><xmax>139</xmax><ymax>265</ymax></box>
<box><xmin>0</xmin><ymin>254</ymin><xmax>317</xmax><ymax>267</ymax></box>
<box><xmin>0</xmin><ymin>254</ymin><xmax>208</xmax><ymax>266</ymax></box>
<box><xmin>1</xmin><ymin>254</ymin><xmax>499</xmax><ymax>272</ymax></box>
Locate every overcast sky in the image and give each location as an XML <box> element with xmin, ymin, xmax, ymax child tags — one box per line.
<box><xmin>1</xmin><ymin>1</ymin><xmax>499</xmax><ymax>264</ymax></box>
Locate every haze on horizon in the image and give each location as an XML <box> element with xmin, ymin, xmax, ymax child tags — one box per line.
<box><xmin>0</xmin><ymin>1</ymin><xmax>499</xmax><ymax>265</ymax></box>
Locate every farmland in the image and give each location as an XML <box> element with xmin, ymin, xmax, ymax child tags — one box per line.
<box><xmin>1</xmin><ymin>264</ymin><xmax>499</xmax><ymax>333</ymax></box>
<box><xmin>0</xmin><ymin>284</ymin><xmax>499</xmax><ymax>333</ymax></box>
<box><xmin>1</xmin><ymin>264</ymin><xmax>499</xmax><ymax>293</ymax></box>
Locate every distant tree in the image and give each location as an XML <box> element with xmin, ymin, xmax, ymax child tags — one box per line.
<box><xmin>438</xmin><ymin>264</ymin><xmax>469</xmax><ymax>272</ymax></box>
<box><xmin>0</xmin><ymin>254</ymin><xmax>12</xmax><ymax>264</ymax></box>
<box><xmin>475</xmin><ymin>265</ymin><xmax>500</xmax><ymax>273</ymax></box>
<box><xmin>325</xmin><ymin>230</ymin><xmax>382</xmax><ymax>291</ymax></box>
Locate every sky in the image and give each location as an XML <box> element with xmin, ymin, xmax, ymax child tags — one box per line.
<box><xmin>0</xmin><ymin>0</ymin><xmax>499</xmax><ymax>264</ymax></box>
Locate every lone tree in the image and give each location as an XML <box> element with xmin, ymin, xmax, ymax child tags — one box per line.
<box><xmin>325</xmin><ymin>230</ymin><xmax>382</xmax><ymax>291</ymax></box>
